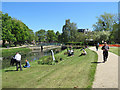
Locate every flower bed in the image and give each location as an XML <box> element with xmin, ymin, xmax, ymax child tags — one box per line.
<box><xmin>99</xmin><ymin>44</ymin><xmax>120</xmax><ymax>47</ymax></box>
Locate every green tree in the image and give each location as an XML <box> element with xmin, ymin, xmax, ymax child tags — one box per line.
<box><xmin>93</xmin><ymin>12</ymin><xmax>117</xmax><ymax>31</ymax></box>
<box><xmin>46</xmin><ymin>30</ymin><xmax>56</xmax><ymax>42</ymax></box>
<box><xmin>2</xmin><ymin>13</ymin><xmax>16</xmax><ymax>46</ymax></box>
<box><xmin>61</xmin><ymin>19</ymin><xmax>78</xmax><ymax>42</ymax></box>
<box><xmin>55</xmin><ymin>31</ymin><xmax>60</xmax><ymax>42</ymax></box>
<box><xmin>2</xmin><ymin>12</ymin><xmax>35</xmax><ymax>46</ymax></box>
<box><xmin>109</xmin><ymin>23</ymin><xmax>119</xmax><ymax>43</ymax></box>
<box><xmin>35</xmin><ymin>29</ymin><xmax>46</xmax><ymax>42</ymax></box>
<box><xmin>92</xmin><ymin>31</ymin><xmax>110</xmax><ymax>43</ymax></box>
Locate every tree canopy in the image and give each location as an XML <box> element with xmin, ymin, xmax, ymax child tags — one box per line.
<box><xmin>2</xmin><ymin>12</ymin><xmax>35</xmax><ymax>46</ymax></box>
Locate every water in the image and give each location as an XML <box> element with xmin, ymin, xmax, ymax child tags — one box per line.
<box><xmin>2</xmin><ymin>48</ymin><xmax>61</xmax><ymax>69</ymax></box>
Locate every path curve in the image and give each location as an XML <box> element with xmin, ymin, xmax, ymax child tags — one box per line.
<box><xmin>89</xmin><ymin>47</ymin><xmax>118</xmax><ymax>88</ymax></box>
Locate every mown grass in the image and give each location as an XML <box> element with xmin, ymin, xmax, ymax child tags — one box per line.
<box><xmin>109</xmin><ymin>47</ymin><xmax>120</xmax><ymax>56</ymax></box>
<box><xmin>2</xmin><ymin>48</ymin><xmax>31</xmax><ymax>57</ymax></box>
<box><xmin>2</xmin><ymin>48</ymin><xmax>98</xmax><ymax>88</ymax></box>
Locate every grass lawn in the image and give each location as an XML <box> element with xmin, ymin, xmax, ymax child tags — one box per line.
<box><xmin>2</xmin><ymin>48</ymin><xmax>98</xmax><ymax>88</ymax></box>
<box><xmin>2</xmin><ymin>48</ymin><xmax>31</xmax><ymax>57</ymax></box>
<box><xmin>109</xmin><ymin>47</ymin><xmax>120</xmax><ymax>56</ymax></box>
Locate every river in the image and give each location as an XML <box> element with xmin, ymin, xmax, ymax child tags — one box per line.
<box><xmin>2</xmin><ymin>46</ymin><xmax>61</xmax><ymax>69</ymax></box>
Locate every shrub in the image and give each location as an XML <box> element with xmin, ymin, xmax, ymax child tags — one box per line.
<box><xmin>111</xmin><ymin>41</ymin><xmax>115</xmax><ymax>44</ymax></box>
<box><xmin>38</xmin><ymin>56</ymin><xmax>63</xmax><ymax>65</ymax></box>
<box><xmin>52</xmin><ymin>62</ymin><xmax>56</xmax><ymax>65</ymax></box>
<box><xmin>38</xmin><ymin>60</ymin><xmax>44</xmax><ymax>65</ymax></box>
<box><xmin>54</xmin><ymin>56</ymin><xmax>60</xmax><ymax>63</ymax></box>
<box><xmin>43</xmin><ymin>56</ymin><xmax>53</xmax><ymax>65</ymax></box>
<box><xmin>60</xmin><ymin>58</ymin><xmax>62</xmax><ymax>61</ymax></box>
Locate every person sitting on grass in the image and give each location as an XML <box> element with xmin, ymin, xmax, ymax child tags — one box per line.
<box><xmin>80</xmin><ymin>49</ymin><xmax>87</xmax><ymax>56</ymax></box>
<box><xmin>70</xmin><ymin>48</ymin><xmax>74</xmax><ymax>56</ymax></box>
<box><xmin>23</xmin><ymin>60</ymin><xmax>30</xmax><ymax>68</ymax></box>
<box><xmin>68</xmin><ymin>48</ymin><xmax>74</xmax><ymax>56</ymax></box>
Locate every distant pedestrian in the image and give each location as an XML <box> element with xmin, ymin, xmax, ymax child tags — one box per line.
<box><xmin>102</xmin><ymin>42</ymin><xmax>109</xmax><ymax>63</ymax></box>
<box><xmin>14</xmin><ymin>52</ymin><xmax>22</xmax><ymax>71</ymax></box>
<box><xmin>41</xmin><ymin>45</ymin><xmax>43</xmax><ymax>51</ymax></box>
<box><xmin>96</xmin><ymin>42</ymin><xmax>99</xmax><ymax>51</ymax></box>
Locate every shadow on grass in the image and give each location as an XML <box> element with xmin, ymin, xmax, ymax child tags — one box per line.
<box><xmin>5</xmin><ymin>70</ymin><xmax>17</xmax><ymax>72</ymax></box>
<box><xmin>91</xmin><ymin>61</ymin><xmax>104</xmax><ymax>64</ymax></box>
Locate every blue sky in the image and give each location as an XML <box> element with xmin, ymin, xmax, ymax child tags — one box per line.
<box><xmin>2</xmin><ymin>2</ymin><xmax>118</xmax><ymax>33</ymax></box>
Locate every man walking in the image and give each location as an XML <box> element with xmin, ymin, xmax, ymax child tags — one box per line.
<box><xmin>96</xmin><ymin>42</ymin><xmax>99</xmax><ymax>51</ymax></box>
<box><xmin>14</xmin><ymin>52</ymin><xmax>22</xmax><ymax>71</ymax></box>
<box><xmin>102</xmin><ymin>42</ymin><xmax>109</xmax><ymax>63</ymax></box>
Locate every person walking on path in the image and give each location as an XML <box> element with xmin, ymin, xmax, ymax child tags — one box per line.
<box><xmin>102</xmin><ymin>42</ymin><xmax>109</xmax><ymax>63</ymax></box>
<box><xmin>96</xmin><ymin>42</ymin><xmax>99</xmax><ymax>51</ymax></box>
<box><xmin>14</xmin><ymin>52</ymin><xmax>22</xmax><ymax>71</ymax></box>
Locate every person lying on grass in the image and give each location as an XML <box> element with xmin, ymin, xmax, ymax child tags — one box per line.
<box><xmin>23</xmin><ymin>60</ymin><xmax>30</xmax><ymax>68</ymax></box>
<box><xmin>80</xmin><ymin>49</ymin><xmax>87</xmax><ymax>56</ymax></box>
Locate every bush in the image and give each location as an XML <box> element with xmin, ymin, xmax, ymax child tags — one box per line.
<box><xmin>61</xmin><ymin>46</ymin><xmax>67</xmax><ymax>50</ymax></box>
<box><xmin>38</xmin><ymin>60</ymin><xmax>44</xmax><ymax>65</ymax></box>
<box><xmin>65</xmin><ymin>42</ymin><xmax>84</xmax><ymax>45</ymax></box>
<box><xmin>111</xmin><ymin>41</ymin><xmax>115</xmax><ymax>44</ymax></box>
<box><xmin>43</xmin><ymin>56</ymin><xmax>53</xmax><ymax>65</ymax></box>
<box><xmin>55</xmin><ymin>56</ymin><xmax>61</xmax><ymax>63</ymax></box>
<box><xmin>52</xmin><ymin>62</ymin><xmax>56</xmax><ymax>65</ymax></box>
<box><xmin>60</xmin><ymin>58</ymin><xmax>62</xmax><ymax>61</ymax></box>
<box><xmin>38</xmin><ymin>56</ymin><xmax>63</xmax><ymax>65</ymax></box>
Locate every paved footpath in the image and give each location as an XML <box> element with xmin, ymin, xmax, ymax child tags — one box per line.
<box><xmin>89</xmin><ymin>47</ymin><xmax>118</xmax><ymax>88</ymax></box>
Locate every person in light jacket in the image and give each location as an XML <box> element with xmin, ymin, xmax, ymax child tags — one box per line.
<box><xmin>14</xmin><ymin>52</ymin><xmax>22</xmax><ymax>71</ymax></box>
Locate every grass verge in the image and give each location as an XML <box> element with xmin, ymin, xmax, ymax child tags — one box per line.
<box><xmin>2</xmin><ymin>48</ymin><xmax>98</xmax><ymax>88</ymax></box>
<box><xmin>109</xmin><ymin>47</ymin><xmax>120</xmax><ymax>56</ymax></box>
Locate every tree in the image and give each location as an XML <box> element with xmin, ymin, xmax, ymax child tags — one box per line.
<box><xmin>35</xmin><ymin>29</ymin><xmax>46</xmax><ymax>42</ymax></box>
<box><xmin>27</xmin><ymin>29</ymin><xmax>35</xmax><ymax>43</ymax></box>
<box><xmin>109</xmin><ymin>23</ymin><xmax>119</xmax><ymax>43</ymax></box>
<box><xmin>2</xmin><ymin>13</ymin><xmax>16</xmax><ymax>46</ymax></box>
<box><xmin>92</xmin><ymin>31</ymin><xmax>110</xmax><ymax>43</ymax></box>
<box><xmin>92</xmin><ymin>12</ymin><xmax>119</xmax><ymax>44</ymax></box>
<box><xmin>55</xmin><ymin>31</ymin><xmax>60</xmax><ymax>42</ymax></box>
<box><xmin>61</xmin><ymin>19</ymin><xmax>78</xmax><ymax>42</ymax></box>
<box><xmin>0</xmin><ymin>11</ymin><xmax>2</xmax><ymax>40</ymax></box>
<box><xmin>93</xmin><ymin>12</ymin><xmax>117</xmax><ymax>31</ymax></box>
<box><xmin>46</xmin><ymin>30</ymin><xmax>56</xmax><ymax>42</ymax></box>
<box><xmin>2</xmin><ymin>12</ymin><xmax>35</xmax><ymax>46</ymax></box>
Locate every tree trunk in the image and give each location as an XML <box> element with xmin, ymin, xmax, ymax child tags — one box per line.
<box><xmin>14</xmin><ymin>42</ymin><xmax>17</xmax><ymax>47</ymax></box>
<box><xmin>2</xmin><ymin>40</ymin><xmax>5</xmax><ymax>47</ymax></box>
<box><xmin>9</xmin><ymin>41</ymin><xmax>11</xmax><ymax>47</ymax></box>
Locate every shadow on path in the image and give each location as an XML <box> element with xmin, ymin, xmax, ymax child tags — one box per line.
<box><xmin>91</xmin><ymin>61</ymin><xmax>104</xmax><ymax>64</ymax></box>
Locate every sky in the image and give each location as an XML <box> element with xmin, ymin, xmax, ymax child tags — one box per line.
<box><xmin>2</xmin><ymin>2</ymin><xmax>118</xmax><ymax>33</ymax></box>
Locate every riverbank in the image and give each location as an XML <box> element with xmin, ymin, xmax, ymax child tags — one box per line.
<box><xmin>2</xmin><ymin>48</ymin><xmax>98</xmax><ymax>88</ymax></box>
<box><xmin>2</xmin><ymin>48</ymin><xmax>31</xmax><ymax>57</ymax></box>
<box><xmin>2</xmin><ymin>45</ymin><xmax>61</xmax><ymax>69</ymax></box>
